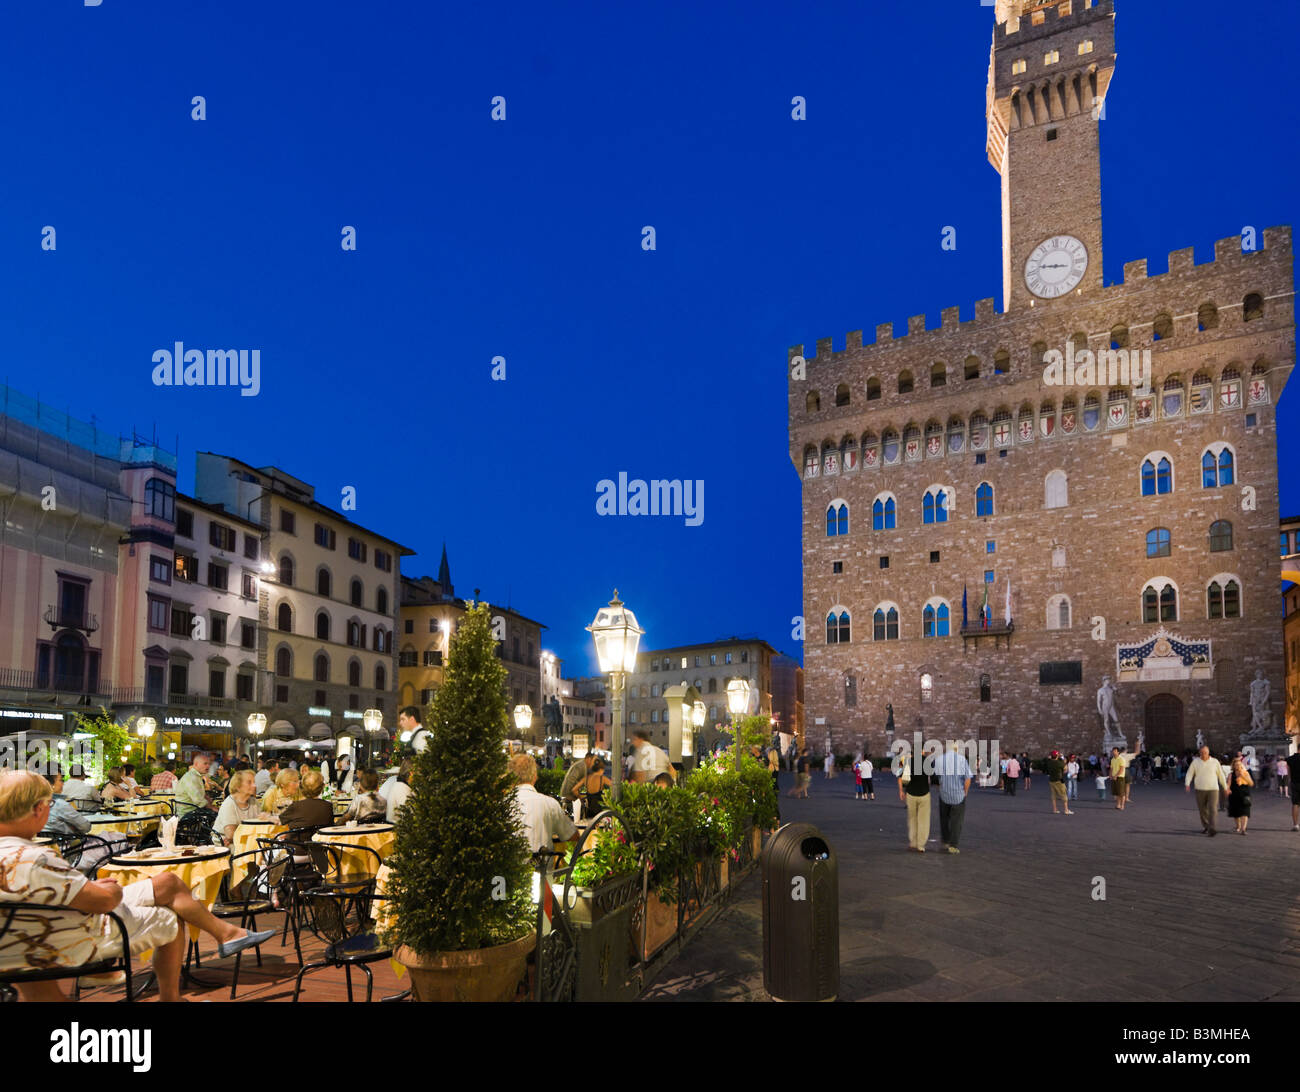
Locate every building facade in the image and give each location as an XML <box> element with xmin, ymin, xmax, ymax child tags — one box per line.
<box><xmin>625</xmin><ymin>638</ymin><xmax>776</xmax><ymax>755</ymax></box>
<box><xmin>1283</xmin><ymin>515</ymin><xmax>1299</xmax><ymax>740</ymax></box>
<box><xmin>770</xmin><ymin>653</ymin><xmax>806</xmax><ymax>744</ymax></box>
<box><xmin>789</xmin><ymin>0</ymin><xmax>1292</xmax><ymax>757</ymax></box>
<box><xmin>194</xmin><ymin>453</ymin><xmax>410</xmax><ymax>744</ymax></box>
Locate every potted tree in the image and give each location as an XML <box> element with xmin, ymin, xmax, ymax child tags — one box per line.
<box><xmin>382</xmin><ymin>603</ymin><xmax>535</xmax><ymax>1001</ymax></box>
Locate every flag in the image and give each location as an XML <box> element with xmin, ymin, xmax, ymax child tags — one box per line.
<box><xmin>962</xmin><ymin>584</ymin><xmax>968</xmax><ymax>628</ymax></box>
<box><xmin>1005</xmin><ymin>580</ymin><xmax>1012</xmax><ymax>625</ymax></box>
<box><xmin>981</xmin><ymin>582</ymin><xmax>989</xmax><ymax>629</ymax></box>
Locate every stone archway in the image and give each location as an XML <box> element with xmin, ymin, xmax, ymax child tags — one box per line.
<box><xmin>1144</xmin><ymin>693</ymin><xmax>1184</xmax><ymax>752</ymax></box>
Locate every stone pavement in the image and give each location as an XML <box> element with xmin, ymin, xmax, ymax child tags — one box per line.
<box><xmin>642</xmin><ymin>769</ymin><xmax>1300</xmax><ymax>1002</ymax></box>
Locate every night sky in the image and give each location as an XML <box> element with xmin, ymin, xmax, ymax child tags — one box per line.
<box><xmin>1</xmin><ymin>1</ymin><xmax>1295</xmax><ymax>675</ymax></box>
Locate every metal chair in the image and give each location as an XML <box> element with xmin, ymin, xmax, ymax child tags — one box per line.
<box><xmin>0</xmin><ymin>902</ymin><xmax>135</xmax><ymax>1002</ymax></box>
<box><xmin>45</xmin><ymin>832</ymin><xmax>116</xmax><ymax>873</ymax></box>
<box><xmin>175</xmin><ymin>808</ymin><xmax>217</xmax><ymax>846</ymax></box>
<box><xmin>258</xmin><ymin>836</ymin><xmax>339</xmax><ymax>964</ymax></box>
<box><xmin>189</xmin><ymin>848</ymin><xmax>291</xmax><ymax>998</ymax></box>
<box><xmin>291</xmin><ymin>886</ymin><xmax>391</xmax><ymax>1002</ymax></box>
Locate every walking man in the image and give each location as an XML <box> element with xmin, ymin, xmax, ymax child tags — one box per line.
<box><xmin>1044</xmin><ymin>751</ymin><xmax>1073</xmax><ymax>815</ymax></box>
<box><xmin>935</xmin><ymin>741</ymin><xmax>972</xmax><ymax>854</ymax></box>
<box><xmin>1004</xmin><ymin>753</ymin><xmax>1020</xmax><ymax>796</ymax></box>
<box><xmin>1185</xmin><ymin>744</ymin><xmax>1228</xmax><ymax>836</ymax></box>
<box><xmin>1109</xmin><ymin>746</ymin><xmax>1137</xmax><ymax>811</ymax></box>
<box><xmin>898</xmin><ymin>744</ymin><xmax>934</xmax><ymax>853</ymax></box>
<box><xmin>1288</xmin><ymin>748</ymin><xmax>1300</xmax><ymax>830</ymax></box>
<box><xmin>860</xmin><ymin>755</ymin><xmax>875</xmax><ymax>800</ymax></box>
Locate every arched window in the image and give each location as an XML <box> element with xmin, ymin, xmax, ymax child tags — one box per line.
<box><xmin>825</xmin><ymin>501</ymin><xmax>849</xmax><ymax>537</ymax></box>
<box><xmin>922</xmin><ymin>599</ymin><xmax>950</xmax><ymax>638</ymax></box>
<box><xmin>145</xmin><ymin>478</ymin><xmax>176</xmax><ymax>522</ymax></box>
<box><xmin>1207</xmin><ymin>578</ymin><xmax>1242</xmax><ymax>619</ymax></box>
<box><xmin>1141</xmin><ymin>456</ymin><xmax>1172</xmax><ymax>496</ymax></box>
<box><xmin>872</xmin><ymin>494</ymin><xmax>896</xmax><ymax>531</ymax></box>
<box><xmin>277</xmin><ymin>603</ymin><xmax>292</xmax><ymax>632</ymax></box>
<box><xmin>273</xmin><ymin>647</ymin><xmax>292</xmax><ymax>679</ymax></box>
<box><xmin>1110</xmin><ymin>324</ymin><xmax>1129</xmax><ymax>350</ymax></box>
<box><xmin>993</xmin><ymin>349</ymin><xmax>1010</xmax><ymax>376</ymax></box>
<box><xmin>867</xmin><ymin>377</ymin><xmax>882</xmax><ymax>401</ymax></box>
<box><xmin>347</xmin><ymin>621</ymin><xmax>361</xmax><ymax>647</ymax></box>
<box><xmin>873</xmin><ymin>605</ymin><xmax>900</xmax><ymax>641</ymax></box>
<box><xmin>964</xmin><ymin>355</ymin><xmax>980</xmax><ymax>381</ymax></box>
<box><xmin>976</xmin><ymin>482</ymin><xmax>994</xmax><ymax>518</ymax></box>
<box><xmin>377</xmin><ymin>587</ymin><xmax>388</xmax><ymax>615</ymax></box>
<box><xmin>922</xmin><ymin>487</ymin><xmax>950</xmax><ymax>525</ymax></box>
<box><xmin>1201</xmin><ymin>444</ymin><xmax>1234</xmax><ymax>488</ymax></box>
<box><xmin>930</xmin><ymin>362</ymin><xmax>947</xmax><ymax>388</ymax></box>
<box><xmin>1197</xmin><ymin>302</ymin><xmax>1219</xmax><ymax>332</ymax></box>
<box><xmin>806</xmin><ymin>391</ymin><xmax>820</xmax><ymax>413</ymax></box>
<box><xmin>1152</xmin><ymin>313</ymin><xmax>1174</xmax><ymax>341</ymax></box>
<box><xmin>1044</xmin><ymin>469</ymin><xmax>1068</xmax><ymax>509</ymax></box>
<box><xmin>979</xmin><ymin>674</ymin><xmax>991</xmax><ymax>703</ymax></box>
<box><xmin>1209</xmin><ymin>520</ymin><xmax>1233</xmax><ymax>553</ymax></box>
<box><xmin>835</xmin><ymin>383</ymin><xmax>850</xmax><ymax>407</ymax></box>
<box><xmin>1243</xmin><ymin>293</ymin><xmax>1264</xmax><ymax>322</ymax></box>
<box><xmin>315</xmin><ymin>611</ymin><xmax>330</xmax><ymax>640</ymax></box>
<box><xmin>1046</xmin><ymin>594</ymin><xmax>1071</xmax><ymax>631</ymax></box>
<box><xmin>826</xmin><ymin>609</ymin><xmax>850</xmax><ymax>644</ymax></box>
<box><xmin>707</xmin><ymin>678</ymin><xmax>717</xmax><ymax>693</ymax></box>
<box><xmin>348</xmin><ymin>660</ymin><xmax>361</xmax><ymax>687</ymax></box>
<box><xmin>350</xmin><ymin>579</ymin><xmax>363</xmax><ymax>607</ymax></box>
<box><xmin>1146</xmin><ymin>528</ymin><xmax>1171</xmax><ymax>558</ymax></box>
<box><xmin>375</xmin><ymin>664</ymin><xmax>386</xmax><ymax>691</ymax></box>
<box><xmin>650</xmin><ymin>684</ymin><xmax>659</xmax><ymax>698</ymax></box>
<box><xmin>1142</xmin><ymin>579</ymin><xmax>1178</xmax><ymax>623</ymax></box>
<box><xmin>898</xmin><ymin>370</ymin><xmax>914</xmax><ymax>395</ymax></box>
<box><xmin>279</xmin><ymin>556</ymin><xmax>294</xmax><ymax>586</ymax></box>
<box><xmin>317</xmin><ymin>567</ymin><xmax>331</xmax><ymax>597</ymax></box>
<box><xmin>314</xmin><ymin>653</ymin><xmax>329</xmax><ymax>683</ymax></box>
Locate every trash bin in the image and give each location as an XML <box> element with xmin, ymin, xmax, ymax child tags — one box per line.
<box><xmin>761</xmin><ymin>822</ymin><xmax>838</xmax><ymax>1002</ymax></box>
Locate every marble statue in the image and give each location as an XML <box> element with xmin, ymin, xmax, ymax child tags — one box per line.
<box><xmin>1249</xmin><ymin>670</ymin><xmax>1272</xmax><ymax>735</ymax></box>
<box><xmin>1195</xmin><ymin>729</ymin><xmax>1205</xmax><ymax>750</ymax></box>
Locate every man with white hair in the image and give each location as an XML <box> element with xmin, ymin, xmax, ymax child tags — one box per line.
<box><xmin>508</xmin><ymin>753</ymin><xmax>576</xmax><ymax>856</ymax></box>
<box><xmin>935</xmin><ymin>740</ymin><xmax>973</xmax><ymax>854</ymax></box>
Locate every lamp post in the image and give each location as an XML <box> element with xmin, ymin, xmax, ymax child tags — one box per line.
<box><xmin>726</xmin><ymin>678</ymin><xmax>751</xmax><ymax>772</ymax></box>
<box><xmin>513</xmin><ymin>704</ymin><xmax>533</xmax><ymax>746</ymax></box>
<box><xmin>362</xmin><ymin>708</ymin><xmax>383</xmax><ymax>767</ymax></box>
<box><xmin>693</xmin><ymin>700</ymin><xmax>706</xmax><ymax>763</ymax></box>
<box><xmin>586</xmin><ymin>589</ymin><xmax>643</xmax><ymax>801</ymax></box>
<box><xmin>136</xmin><ymin>716</ymin><xmax>157</xmax><ymax>764</ymax></box>
<box><xmin>246</xmin><ymin>713</ymin><xmax>266</xmax><ymax>761</ymax></box>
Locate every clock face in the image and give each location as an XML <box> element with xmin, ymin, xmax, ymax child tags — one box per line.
<box><xmin>1024</xmin><ymin>235</ymin><xmax>1088</xmax><ymax>299</ymax></box>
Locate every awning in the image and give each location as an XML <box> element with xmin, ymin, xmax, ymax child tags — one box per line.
<box><xmin>269</xmin><ymin>720</ymin><xmax>294</xmax><ymax>739</ymax></box>
<box><xmin>307</xmin><ymin>722</ymin><xmax>331</xmax><ymax>740</ymax></box>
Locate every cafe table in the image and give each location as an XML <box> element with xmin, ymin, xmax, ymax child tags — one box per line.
<box><xmin>83</xmin><ymin>811</ymin><xmax>160</xmax><ymax>840</ymax></box>
<box><xmin>312</xmin><ymin>823</ymin><xmax>394</xmax><ymax>879</ymax></box>
<box><xmin>125</xmin><ymin>798</ymin><xmax>173</xmax><ymax>819</ymax></box>
<box><xmin>98</xmin><ymin>845</ymin><xmax>231</xmax><ymax>941</ymax></box>
<box><xmin>229</xmin><ymin>819</ymin><xmax>287</xmax><ymax>887</ymax></box>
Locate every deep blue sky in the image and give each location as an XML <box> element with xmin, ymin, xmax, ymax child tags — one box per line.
<box><xmin>1</xmin><ymin>1</ymin><xmax>1295</xmax><ymax>675</ymax></box>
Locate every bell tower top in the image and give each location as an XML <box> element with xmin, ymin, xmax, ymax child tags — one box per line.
<box><xmin>987</xmin><ymin>0</ymin><xmax>1117</xmax><ymax>310</ymax></box>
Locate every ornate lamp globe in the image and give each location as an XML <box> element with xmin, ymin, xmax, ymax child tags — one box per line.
<box><xmin>586</xmin><ymin>590</ymin><xmax>644</xmax><ymax>674</ymax></box>
<box><xmin>513</xmin><ymin>705</ymin><xmax>533</xmax><ymax>734</ymax></box>
<box><xmin>726</xmin><ymin>678</ymin><xmax>751</xmax><ymax>718</ymax></box>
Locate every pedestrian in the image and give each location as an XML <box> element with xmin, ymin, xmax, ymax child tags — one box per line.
<box><xmin>1109</xmin><ymin>746</ymin><xmax>1137</xmax><ymax>811</ymax></box>
<box><xmin>1065</xmin><ymin>754</ymin><xmax>1080</xmax><ymax>801</ymax></box>
<box><xmin>1227</xmin><ymin>754</ymin><xmax>1253</xmax><ymax>835</ymax></box>
<box><xmin>1278</xmin><ymin>753</ymin><xmax>1292</xmax><ymax>799</ymax></box>
<box><xmin>823</xmin><ymin>752</ymin><xmax>835</xmax><ymax>780</ymax></box>
<box><xmin>998</xmin><ymin>752</ymin><xmax>1008</xmax><ymax>792</ymax></box>
<box><xmin>1288</xmin><ymin>749</ymin><xmax>1300</xmax><ymax>829</ymax></box>
<box><xmin>1044</xmin><ymin>750</ymin><xmax>1073</xmax><ymax>815</ymax></box>
<box><xmin>1095</xmin><ymin>769</ymin><xmax>1108</xmax><ymax>800</ymax></box>
<box><xmin>1218</xmin><ymin>754</ymin><xmax>1232</xmax><ymax>813</ymax></box>
<box><xmin>853</xmin><ymin>754</ymin><xmax>863</xmax><ymax>799</ymax></box>
<box><xmin>1088</xmin><ymin>753</ymin><xmax>1098</xmax><ymax>775</ymax></box>
<box><xmin>1021</xmin><ymin>753</ymin><xmax>1031</xmax><ymax>792</ymax></box>
<box><xmin>861</xmin><ymin>755</ymin><xmax>875</xmax><ymax>800</ymax></box>
<box><xmin>1185</xmin><ymin>744</ymin><xmax>1229</xmax><ymax>836</ymax></box>
<box><xmin>935</xmin><ymin>741</ymin><xmax>972</xmax><ymax>854</ymax></box>
<box><xmin>787</xmin><ymin>748</ymin><xmax>811</xmax><ymax>798</ymax></box>
<box><xmin>898</xmin><ymin>745</ymin><xmax>934</xmax><ymax>853</ymax></box>
<box><xmin>1004</xmin><ymin>753</ymin><xmax>1020</xmax><ymax>796</ymax></box>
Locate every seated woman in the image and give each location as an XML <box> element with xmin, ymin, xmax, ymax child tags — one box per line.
<box><xmin>119</xmin><ymin>764</ymin><xmax>150</xmax><ymax>798</ymax></box>
<box><xmin>0</xmin><ymin>770</ymin><xmax>275</xmax><ymax>1002</ymax></box>
<box><xmin>342</xmin><ymin>770</ymin><xmax>387</xmax><ymax>823</ymax></box>
<box><xmin>99</xmin><ymin>768</ymin><xmax>133</xmax><ymax>806</ymax></box>
<box><xmin>260</xmin><ymin>769</ymin><xmax>301</xmax><ymax>818</ymax></box>
<box><xmin>577</xmin><ymin>757</ymin><xmax>612</xmax><ymax>820</ymax></box>
<box><xmin>213</xmin><ymin>770</ymin><xmax>269</xmax><ymax>846</ymax></box>
<box><xmin>279</xmin><ymin>770</ymin><xmax>334</xmax><ymax>835</ymax></box>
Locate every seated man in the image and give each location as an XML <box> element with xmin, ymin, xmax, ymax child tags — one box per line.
<box><xmin>40</xmin><ymin>772</ymin><xmax>92</xmax><ymax>838</ymax></box>
<box><xmin>60</xmin><ymin>766</ymin><xmax>101</xmax><ymax>810</ymax></box>
<box><xmin>0</xmin><ymin>771</ymin><xmax>274</xmax><ymax>1002</ymax></box>
<box><xmin>509</xmin><ymin>753</ymin><xmax>576</xmax><ymax>856</ymax></box>
<box><xmin>150</xmin><ymin>761</ymin><xmax>178</xmax><ymax>794</ymax></box>
<box><xmin>280</xmin><ymin>769</ymin><xmax>334</xmax><ymax>834</ymax></box>
<box><xmin>173</xmin><ymin>753</ymin><xmax>220</xmax><ymax>817</ymax></box>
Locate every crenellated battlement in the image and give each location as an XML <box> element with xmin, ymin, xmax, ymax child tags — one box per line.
<box><xmin>788</xmin><ymin>226</ymin><xmax>1293</xmax><ymax>381</ymax></box>
<box><xmin>997</xmin><ymin>0</ymin><xmax>1113</xmax><ymax>42</ymax></box>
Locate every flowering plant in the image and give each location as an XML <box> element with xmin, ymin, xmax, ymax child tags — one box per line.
<box><xmin>566</xmin><ymin>824</ymin><xmax>638</xmax><ymax>888</ymax></box>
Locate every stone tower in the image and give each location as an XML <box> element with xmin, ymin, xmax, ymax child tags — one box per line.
<box><xmin>987</xmin><ymin>0</ymin><xmax>1116</xmax><ymax>311</ymax></box>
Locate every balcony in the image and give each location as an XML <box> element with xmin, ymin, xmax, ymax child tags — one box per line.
<box><xmin>960</xmin><ymin>619</ymin><xmax>1015</xmax><ymax>651</ymax></box>
<box><xmin>111</xmin><ymin>689</ymin><xmax>240</xmax><ymax>710</ymax></box>
<box><xmin>45</xmin><ymin>606</ymin><xmax>99</xmax><ymax>635</ymax></box>
<box><xmin>0</xmin><ymin>667</ymin><xmax>110</xmax><ymax>703</ymax></box>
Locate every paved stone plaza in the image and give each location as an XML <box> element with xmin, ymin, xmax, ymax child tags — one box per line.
<box><xmin>644</xmin><ymin>769</ymin><xmax>1300</xmax><ymax>1002</ymax></box>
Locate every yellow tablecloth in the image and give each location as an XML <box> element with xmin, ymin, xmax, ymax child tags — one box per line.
<box><xmin>229</xmin><ymin>821</ymin><xmax>287</xmax><ymax>888</ymax></box>
<box><xmin>86</xmin><ymin>814</ymin><xmax>160</xmax><ymax>839</ymax></box>
<box><xmin>127</xmin><ymin>799</ymin><xmax>173</xmax><ymax>819</ymax></box>
<box><xmin>98</xmin><ymin>848</ymin><xmax>230</xmax><ymax>941</ymax></box>
<box><xmin>312</xmin><ymin>825</ymin><xmax>394</xmax><ymax>879</ymax></box>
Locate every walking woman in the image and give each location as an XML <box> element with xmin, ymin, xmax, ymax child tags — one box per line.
<box><xmin>1228</xmin><ymin>753</ymin><xmax>1254</xmax><ymax>835</ymax></box>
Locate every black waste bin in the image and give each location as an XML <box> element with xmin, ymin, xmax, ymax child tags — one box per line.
<box><xmin>761</xmin><ymin>822</ymin><xmax>838</xmax><ymax>1001</ymax></box>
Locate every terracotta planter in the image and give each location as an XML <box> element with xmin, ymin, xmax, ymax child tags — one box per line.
<box><xmin>634</xmin><ymin>889</ymin><xmax>678</xmax><ymax>960</ymax></box>
<box><xmin>395</xmin><ymin>932</ymin><xmax>535</xmax><ymax>1002</ymax></box>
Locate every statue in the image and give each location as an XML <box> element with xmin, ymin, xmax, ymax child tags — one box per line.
<box><xmin>884</xmin><ymin>704</ymin><xmax>895</xmax><ymax>737</ymax></box>
<box><xmin>1195</xmin><ymin>729</ymin><xmax>1205</xmax><ymax>750</ymax></box>
<box><xmin>1248</xmin><ymin>671</ymin><xmax>1272</xmax><ymax>735</ymax></box>
<box><xmin>543</xmin><ymin>696</ymin><xmax>562</xmax><ymax>734</ymax></box>
<box><xmin>1096</xmin><ymin>676</ymin><xmax>1124</xmax><ymax>748</ymax></box>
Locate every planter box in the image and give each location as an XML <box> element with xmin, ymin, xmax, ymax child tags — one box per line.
<box><xmin>633</xmin><ymin>889</ymin><xmax>679</xmax><ymax>961</ymax></box>
<box><xmin>557</xmin><ymin>871</ymin><xmax>641</xmax><ymax>927</ymax></box>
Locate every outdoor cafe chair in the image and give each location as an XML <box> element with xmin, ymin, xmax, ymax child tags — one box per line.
<box><xmin>0</xmin><ymin>902</ymin><xmax>135</xmax><ymax>1002</ymax></box>
<box><xmin>291</xmin><ymin>885</ymin><xmax>391</xmax><ymax>1003</ymax></box>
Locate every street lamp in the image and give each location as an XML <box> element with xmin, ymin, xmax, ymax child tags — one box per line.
<box><xmin>513</xmin><ymin>704</ymin><xmax>533</xmax><ymax>740</ymax></box>
<box><xmin>726</xmin><ymin>678</ymin><xmax>751</xmax><ymax>772</ymax></box>
<box><xmin>363</xmin><ymin>708</ymin><xmax>383</xmax><ymax>767</ymax></box>
<box><xmin>680</xmin><ymin>701</ymin><xmax>694</xmax><ymax>760</ymax></box>
<box><xmin>586</xmin><ymin>589</ymin><xmax>643</xmax><ymax>800</ymax></box>
<box><xmin>136</xmin><ymin>716</ymin><xmax>157</xmax><ymax>764</ymax></box>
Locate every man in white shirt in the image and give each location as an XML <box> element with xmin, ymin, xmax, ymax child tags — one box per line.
<box><xmin>629</xmin><ymin>730</ymin><xmax>673</xmax><ymax>784</ymax></box>
<box><xmin>1185</xmin><ymin>745</ymin><xmax>1229</xmax><ymax>836</ymax></box>
<box><xmin>398</xmin><ymin>706</ymin><xmax>429</xmax><ymax>754</ymax></box>
<box><xmin>385</xmin><ymin>760</ymin><xmax>413</xmax><ymax>824</ymax></box>
<box><xmin>1065</xmin><ymin>756</ymin><xmax>1080</xmax><ymax>800</ymax></box>
<box><xmin>508</xmin><ymin>753</ymin><xmax>576</xmax><ymax>856</ymax></box>
<box><xmin>60</xmin><ymin>766</ymin><xmax>101</xmax><ymax>809</ymax></box>
<box><xmin>254</xmin><ymin>759</ymin><xmax>279</xmax><ymax>795</ymax></box>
